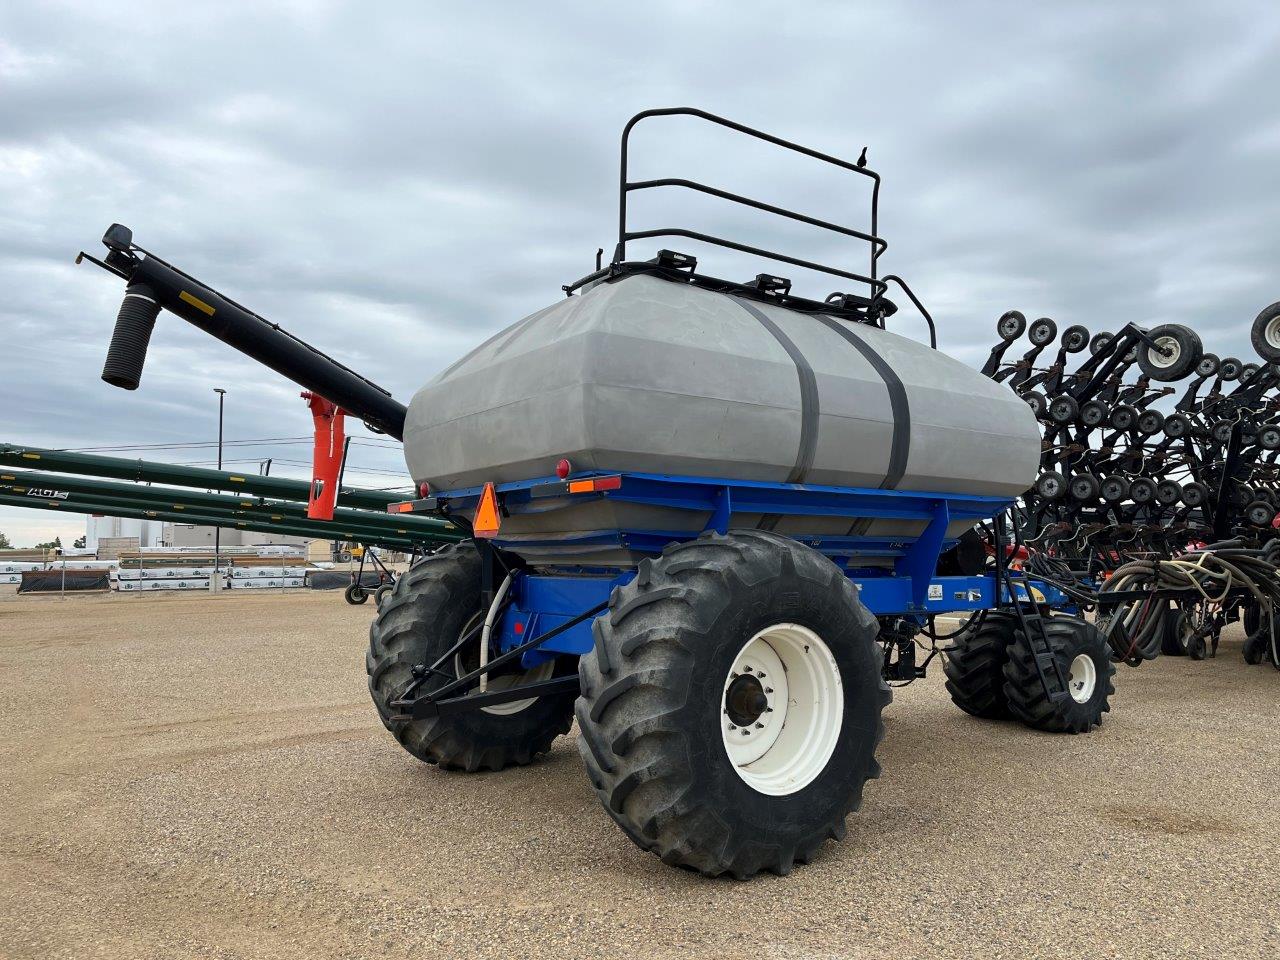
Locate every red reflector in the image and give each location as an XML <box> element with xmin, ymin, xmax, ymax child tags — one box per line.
<box><xmin>568</xmin><ymin>475</ymin><xmax>623</xmax><ymax>494</ymax></box>
<box><xmin>419</xmin><ymin>481</ymin><xmax>431</xmax><ymax>498</ymax></box>
<box><xmin>514</xmin><ymin>621</ymin><xmax>525</xmax><ymax>635</ymax></box>
<box><xmin>556</xmin><ymin>458</ymin><xmax>572</xmax><ymax>480</ymax></box>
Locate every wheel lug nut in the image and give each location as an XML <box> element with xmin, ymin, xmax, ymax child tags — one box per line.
<box><xmin>755</xmin><ymin>722</ymin><xmax>764</xmax><ymax>729</ymax></box>
<box><xmin>765</xmin><ymin>687</ymin><xmax>773</xmax><ymax>694</ymax></box>
<box><xmin>728</xmin><ymin>724</ymin><xmax>737</xmax><ymax>730</ymax></box>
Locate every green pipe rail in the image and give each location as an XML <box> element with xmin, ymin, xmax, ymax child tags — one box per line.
<box><xmin>0</xmin><ymin>442</ymin><xmax>447</xmax><ymax>518</ymax></box>
<box><xmin>0</xmin><ymin>492</ymin><xmax>428</xmax><ymax>551</ymax></box>
<box><xmin>0</xmin><ymin>467</ymin><xmax>458</xmax><ymax>543</ymax></box>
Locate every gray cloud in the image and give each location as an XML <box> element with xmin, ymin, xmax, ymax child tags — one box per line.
<box><xmin>2</xmin><ymin>1</ymin><xmax>1279</xmax><ymax>543</ymax></box>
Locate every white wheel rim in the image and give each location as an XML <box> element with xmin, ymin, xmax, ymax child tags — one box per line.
<box><xmin>1266</xmin><ymin>317</ymin><xmax>1280</xmax><ymax>349</ymax></box>
<box><xmin>1067</xmin><ymin>653</ymin><xmax>1097</xmax><ymax>704</ymax></box>
<box><xmin>721</xmin><ymin>623</ymin><xmax>843</xmax><ymax>797</ymax></box>
<box><xmin>1149</xmin><ymin>335</ymin><xmax>1181</xmax><ymax>369</ymax></box>
<box><xmin>455</xmin><ymin>614</ymin><xmax>554</xmax><ymax>716</ymax></box>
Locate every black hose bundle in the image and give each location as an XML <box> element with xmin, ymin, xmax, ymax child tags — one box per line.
<box><xmin>1100</xmin><ymin>548</ymin><xmax>1280</xmax><ymax>666</ymax></box>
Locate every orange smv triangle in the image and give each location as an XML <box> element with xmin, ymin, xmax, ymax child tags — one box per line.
<box><xmin>473</xmin><ymin>482</ymin><xmax>502</xmax><ymax>539</ymax></box>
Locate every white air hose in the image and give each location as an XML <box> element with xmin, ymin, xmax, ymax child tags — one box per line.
<box><xmin>478</xmin><ymin>573</ymin><xmax>513</xmax><ymax>693</ymax></box>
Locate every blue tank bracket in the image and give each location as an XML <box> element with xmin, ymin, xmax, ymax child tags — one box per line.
<box><xmin>704</xmin><ymin>486</ymin><xmax>733</xmax><ymax>535</ymax></box>
<box><xmin>894</xmin><ymin>499</ymin><xmax>951</xmax><ymax>611</ymax></box>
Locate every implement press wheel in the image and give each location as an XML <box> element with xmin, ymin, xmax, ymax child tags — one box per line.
<box><xmin>366</xmin><ymin>544</ymin><xmax>575</xmax><ymax>771</ymax></box>
<box><xmin>1137</xmin><ymin>324</ymin><xmax>1201</xmax><ymax>382</ymax></box>
<box><xmin>576</xmin><ymin>530</ymin><xmax>889</xmax><ymax>879</ymax></box>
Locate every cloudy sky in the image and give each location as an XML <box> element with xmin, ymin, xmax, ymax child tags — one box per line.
<box><xmin>2</xmin><ymin>1</ymin><xmax>1278</xmax><ymax>546</ymax></box>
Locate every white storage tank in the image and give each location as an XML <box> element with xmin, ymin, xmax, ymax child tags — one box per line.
<box><xmin>403</xmin><ymin>273</ymin><xmax>1040</xmax><ymax>566</ymax></box>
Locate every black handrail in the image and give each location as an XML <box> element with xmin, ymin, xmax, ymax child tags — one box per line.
<box><xmin>616</xmin><ymin>107</ymin><xmax>886</xmax><ymax>297</ymax></box>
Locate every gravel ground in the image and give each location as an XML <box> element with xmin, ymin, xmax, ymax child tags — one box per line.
<box><xmin>1</xmin><ymin>587</ymin><xmax>1277</xmax><ymax>959</ymax></box>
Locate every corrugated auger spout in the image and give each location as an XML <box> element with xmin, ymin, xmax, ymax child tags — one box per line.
<box><xmin>80</xmin><ymin>223</ymin><xmax>408</xmax><ymax>440</ymax></box>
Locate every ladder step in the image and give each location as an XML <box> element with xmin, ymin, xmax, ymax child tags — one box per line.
<box><xmin>1034</xmin><ymin>652</ymin><xmax>1059</xmax><ymax>671</ymax></box>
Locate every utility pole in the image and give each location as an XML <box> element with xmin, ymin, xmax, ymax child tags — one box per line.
<box><xmin>213</xmin><ymin>387</ymin><xmax>226</xmax><ymax>592</ymax></box>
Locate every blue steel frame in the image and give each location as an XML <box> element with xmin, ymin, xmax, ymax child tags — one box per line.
<box><xmin>414</xmin><ymin>471</ymin><xmax>1068</xmax><ymax>664</ymax></box>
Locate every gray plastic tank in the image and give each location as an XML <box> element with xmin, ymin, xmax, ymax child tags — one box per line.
<box><xmin>403</xmin><ymin>273</ymin><xmax>1040</xmax><ymax>566</ymax></box>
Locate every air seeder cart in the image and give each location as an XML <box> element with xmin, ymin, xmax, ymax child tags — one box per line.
<box><xmin>83</xmin><ymin>108</ymin><xmax>1114</xmax><ymax>878</ymax></box>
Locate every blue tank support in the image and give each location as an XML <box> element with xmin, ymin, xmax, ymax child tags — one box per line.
<box><xmin>394</xmin><ymin>471</ymin><xmax>1068</xmax><ymax>667</ymax></box>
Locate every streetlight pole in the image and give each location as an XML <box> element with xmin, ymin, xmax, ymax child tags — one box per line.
<box><xmin>213</xmin><ymin>387</ymin><xmax>226</xmax><ymax>592</ymax></box>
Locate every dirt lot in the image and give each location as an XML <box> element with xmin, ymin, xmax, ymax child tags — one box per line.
<box><xmin>1</xmin><ymin>588</ymin><xmax>1276</xmax><ymax>959</ymax></box>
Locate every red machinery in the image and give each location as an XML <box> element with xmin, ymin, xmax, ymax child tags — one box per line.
<box><xmin>303</xmin><ymin>391</ymin><xmax>345</xmax><ymax>521</ymax></box>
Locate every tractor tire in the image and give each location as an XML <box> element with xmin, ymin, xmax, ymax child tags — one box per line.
<box><xmin>576</xmin><ymin>530</ymin><xmax>889</xmax><ymax>879</ymax></box>
<box><xmin>1243</xmin><ymin>633</ymin><xmax>1268</xmax><ymax>665</ymax></box>
<box><xmin>1003</xmin><ymin>616</ymin><xmax>1115</xmax><ymax>734</ymax></box>
<box><xmin>1161</xmin><ymin>606</ymin><xmax>1190</xmax><ymax>657</ymax></box>
<box><xmin>344</xmin><ymin>582</ymin><xmax>368</xmax><ymax>605</ymax></box>
<box><xmin>366</xmin><ymin>543</ymin><xmax>575</xmax><ymax>772</ymax></box>
<box><xmin>943</xmin><ymin>611</ymin><xmax>1020</xmax><ymax>719</ymax></box>
<box><xmin>1243</xmin><ymin>602</ymin><xmax>1262</xmax><ymax>638</ymax></box>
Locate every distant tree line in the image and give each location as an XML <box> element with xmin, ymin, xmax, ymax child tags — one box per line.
<box><xmin>0</xmin><ymin>532</ymin><xmax>81</xmax><ymax>550</ymax></box>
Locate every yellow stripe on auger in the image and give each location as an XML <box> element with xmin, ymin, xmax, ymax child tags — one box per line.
<box><xmin>179</xmin><ymin>290</ymin><xmax>216</xmax><ymax>316</ymax></box>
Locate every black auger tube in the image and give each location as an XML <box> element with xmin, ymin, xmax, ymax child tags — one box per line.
<box><xmin>102</xmin><ymin>284</ymin><xmax>161</xmax><ymax>390</ymax></box>
<box><xmin>93</xmin><ymin>230</ymin><xmax>407</xmax><ymax>439</ymax></box>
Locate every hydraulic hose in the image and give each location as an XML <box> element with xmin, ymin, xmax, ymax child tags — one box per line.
<box><xmin>478</xmin><ymin>573</ymin><xmax>513</xmax><ymax>693</ymax></box>
<box><xmin>1100</xmin><ymin>548</ymin><xmax>1280</xmax><ymax>665</ymax></box>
